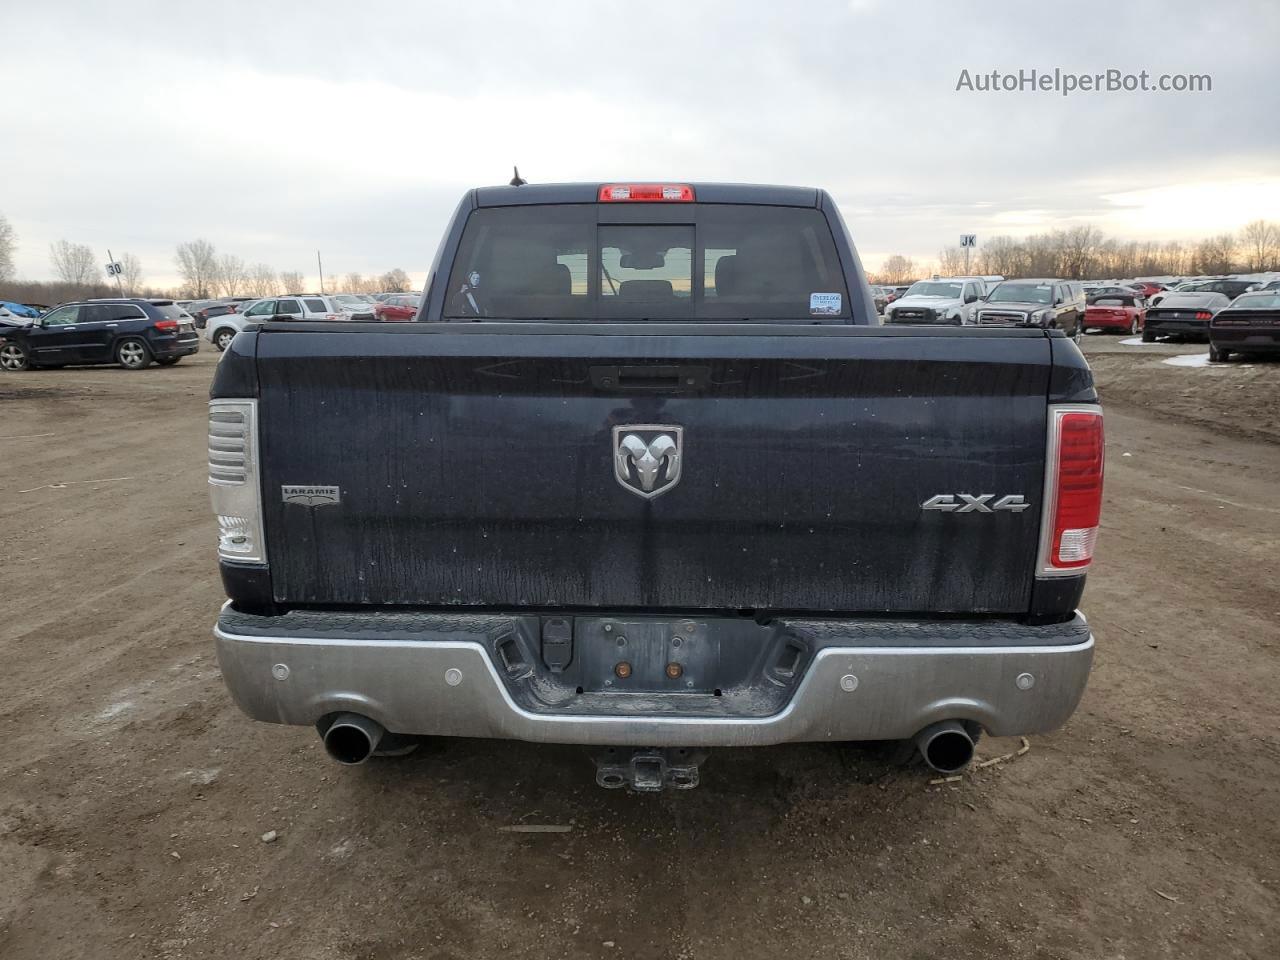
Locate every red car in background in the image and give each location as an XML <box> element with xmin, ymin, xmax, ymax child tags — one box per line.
<box><xmin>1083</xmin><ymin>294</ymin><xmax>1145</xmax><ymax>335</ymax></box>
<box><xmin>1130</xmin><ymin>281</ymin><xmax>1167</xmax><ymax>300</ymax></box>
<box><xmin>373</xmin><ymin>294</ymin><xmax>420</xmax><ymax>321</ymax></box>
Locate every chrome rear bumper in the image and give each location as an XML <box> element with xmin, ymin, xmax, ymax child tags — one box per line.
<box><xmin>214</xmin><ymin>608</ymin><xmax>1094</xmax><ymax>747</ymax></box>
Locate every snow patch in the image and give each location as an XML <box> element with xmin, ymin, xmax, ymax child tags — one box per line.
<box><xmin>1119</xmin><ymin>337</ymin><xmax>1146</xmax><ymax>346</ymax></box>
<box><xmin>96</xmin><ymin>700</ymin><xmax>135</xmax><ymax>722</ymax></box>
<box><xmin>328</xmin><ymin>839</ymin><xmax>354</xmax><ymax>860</ymax></box>
<box><xmin>1162</xmin><ymin>353</ymin><xmax>1211</xmax><ymax>368</ymax></box>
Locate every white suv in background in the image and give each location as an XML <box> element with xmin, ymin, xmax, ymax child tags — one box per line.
<box><xmin>205</xmin><ymin>295</ymin><xmax>347</xmax><ymax>351</ymax></box>
<box><xmin>883</xmin><ymin>277</ymin><xmax>987</xmax><ymax>326</ymax></box>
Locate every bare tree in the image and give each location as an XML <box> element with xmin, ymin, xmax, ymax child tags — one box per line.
<box><xmin>1057</xmin><ymin>225</ymin><xmax>1104</xmax><ymax>279</ymax></box>
<box><xmin>119</xmin><ymin>252</ymin><xmax>143</xmax><ymax>294</ymax></box>
<box><xmin>342</xmin><ymin>272</ymin><xmax>366</xmax><ymax>293</ymax></box>
<box><xmin>248</xmin><ymin>264</ymin><xmax>278</xmax><ymax>296</ymax></box>
<box><xmin>1240</xmin><ymin>219</ymin><xmax>1279</xmax><ymax>272</ymax></box>
<box><xmin>977</xmin><ymin>236</ymin><xmax>1025</xmax><ymax>278</ymax></box>
<box><xmin>50</xmin><ymin>240</ymin><xmax>98</xmax><ymax>285</ymax></box>
<box><xmin>216</xmin><ymin>254</ymin><xmax>248</xmax><ymax>297</ymax></box>
<box><xmin>878</xmin><ymin>256</ymin><xmax>917</xmax><ymax>285</ymax></box>
<box><xmin>279</xmin><ymin>270</ymin><xmax>304</xmax><ymax>294</ymax></box>
<box><xmin>175</xmin><ymin>239</ymin><xmax>218</xmax><ymax>299</ymax></box>
<box><xmin>379</xmin><ymin>268</ymin><xmax>411</xmax><ymax>293</ymax></box>
<box><xmin>1193</xmin><ymin>233</ymin><xmax>1236</xmax><ymax>275</ymax></box>
<box><xmin>0</xmin><ymin>214</ymin><xmax>15</xmax><ymax>281</ymax></box>
<box><xmin>937</xmin><ymin>246</ymin><xmax>966</xmax><ymax>275</ymax></box>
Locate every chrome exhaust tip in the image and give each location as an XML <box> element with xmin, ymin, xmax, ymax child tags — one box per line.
<box><xmin>914</xmin><ymin>720</ymin><xmax>976</xmax><ymax>774</ymax></box>
<box><xmin>322</xmin><ymin>713</ymin><xmax>385</xmax><ymax>765</ymax></box>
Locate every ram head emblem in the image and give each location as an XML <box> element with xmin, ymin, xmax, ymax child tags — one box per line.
<box><xmin>612</xmin><ymin>425</ymin><xmax>684</xmax><ymax>499</ymax></box>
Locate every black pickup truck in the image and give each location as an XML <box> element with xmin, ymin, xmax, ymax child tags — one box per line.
<box><xmin>210</xmin><ymin>182</ymin><xmax>1103</xmax><ymax>791</ymax></box>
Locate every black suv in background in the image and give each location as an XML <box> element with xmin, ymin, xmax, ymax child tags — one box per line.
<box><xmin>0</xmin><ymin>299</ymin><xmax>200</xmax><ymax>371</ymax></box>
<box><xmin>974</xmin><ymin>279</ymin><xmax>1087</xmax><ymax>340</ymax></box>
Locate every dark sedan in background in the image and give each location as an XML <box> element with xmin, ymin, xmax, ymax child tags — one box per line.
<box><xmin>1142</xmin><ymin>291</ymin><xmax>1231</xmax><ymax>343</ymax></box>
<box><xmin>1209</xmin><ymin>291</ymin><xmax>1280</xmax><ymax>362</ymax></box>
<box><xmin>1086</xmin><ymin>284</ymin><xmax>1144</xmax><ymax>305</ymax></box>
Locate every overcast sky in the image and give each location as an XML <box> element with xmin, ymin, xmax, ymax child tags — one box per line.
<box><xmin>3</xmin><ymin>0</ymin><xmax>1278</xmax><ymax>288</ymax></box>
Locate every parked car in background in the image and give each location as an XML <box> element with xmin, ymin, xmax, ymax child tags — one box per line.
<box><xmin>0</xmin><ymin>305</ymin><xmax>28</xmax><ymax>327</ymax></box>
<box><xmin>867</xmin><ymin>285</ymin><xmax>889</xmax><ymax>315</ymax></box>
<box><xmin>1083</xmin><ymin>294</ymin><xmax>1145</xmax><ymax>335</ymax></box>
<box><xmin>1142</xmin><ymin>291</ymin><xmax>1230</xmax><ymax>342</ymax></box>
<box><xmin>0</xmin><ymin>298</ymin><xmax>199</xmax><ymax>371</ymax></box>
<box><xmin>1196</xmin><ymin>279</ymin><xmax>1259</xmax><ymax>299</ymax></box>
<box><xmin>206</xmin><ymin>299</ymin><xmax>262</xmax><ymax>350</ymax></box>
<box><xmin>1085</xmin><ymin>284</ymin><xmax>1143</xmax><ymax>305</ymax></box>
<box><xmin>331</xmin><ymin>294</ymin><xmax>377</xmax><ymax>320</ymax></box>
<box><xmin>271</xmin><ymin>295</ymin><xmax>348</xmax><ymax>322</ymax></box>
<box><xmin>975</xmin><ymin>279</ymin><xmax>1087</xmax><ymax>340</ymax></box>
<box><xmin>883</xmin><ymin>277</ymin><xmax>985</xmax><ymax>325</ymax></box>
<box><xmin>207</xmin><ymin>295</ymin><xmax>349</xmax><ymax>350</ymax></box>
<box><xmin>1208</xmin><ymin>291</ymin><xmax>1280</xmax><ymax>362</ymax></box>
<box><xmin>189</xmin><ymin>298</ymin><xmax>253</xmax><ymax>329</ymax></box>
<box><xmin>0</xmin><ymin>300</ymin><xmax>42</xmax><ymax>319</ymax></box>
<box><xmin>373</xmin><ymin>294</ymin><xmax>420</xmax><ymax>321</ymax></box>
<box><xmin>1127</xmin><ymin>281</ymin><xmax>1167</xmax><ymax>300</ymax></box>
<box><xmin>1156</xmin><ymin>278</ymin><xmax>1256</xmax><ymax>306</ymax></box>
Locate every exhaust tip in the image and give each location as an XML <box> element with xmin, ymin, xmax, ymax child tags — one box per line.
<box><xmin>914</xmin><ymin>720</ymin><xmax>976</xmax><ymax>774</ymax></box>
<box><xmin>322</xmin><ymin>713</ymin><xmax>385</xmax><ymax>765</ymax></box>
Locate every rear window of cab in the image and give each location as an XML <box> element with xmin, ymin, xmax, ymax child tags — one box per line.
<box><xmin>444</xmin><ymin>204</ymin><xmax>849</xmax><ymax>321</ymax></box>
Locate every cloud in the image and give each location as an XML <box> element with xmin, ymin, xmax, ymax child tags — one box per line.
<box><xmin>2</xmin><ymin>0</ymin><xmax>1278</xmax><ymax>285</ymax></box>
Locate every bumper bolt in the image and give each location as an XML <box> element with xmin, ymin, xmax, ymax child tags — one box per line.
<box><xmin>666</xmin><ymin>662</ymin><xmax>684</xmax><ymax>679</ymax></box>
<box><xmin>839</xmin><ymin>674</ymin><xmax>858</xmax><ymax>692</ymax></box>
<box><xmin>445</xmin><ymin>667</ymin><xmax>463</xmax><ymax>686</ymax></box>
<box><xmin>271</xmin><ymin>663</ymin><xmax>289</xmax><ymax>681</ymax></box>
<box><xmin>615</xmin><ymin>661</ymin><xmax>632</xmax><ymax>680</ymax></box>
<box><xmin>1016</xmin><ymin>672</ymin><xmax>1035</xmax><ymax>691</ymax></box>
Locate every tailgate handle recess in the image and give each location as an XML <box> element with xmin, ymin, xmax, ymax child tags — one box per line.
<box><xmin>591</xmin><ymin>364</ymin><xmax>709</xmax><ymax>392</ymax></box>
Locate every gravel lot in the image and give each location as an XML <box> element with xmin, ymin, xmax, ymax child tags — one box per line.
<box><xmin>0</xmin><ymin>338</ymin><xmax>1277</xmax><ymax>960</ymax></box>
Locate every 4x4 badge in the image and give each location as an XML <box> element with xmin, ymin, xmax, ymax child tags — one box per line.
<box><xmin>613</xmin><ymin>425</ymin><xmax>683</xmax><ymax>500</ymax></box>
<box><xmin>282</xmin><ymin>485</ymin><xmax>341</xmax><ymax>507</ymax></box>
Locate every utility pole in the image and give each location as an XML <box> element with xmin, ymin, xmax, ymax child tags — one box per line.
<box><xmin>317</xmin><ymin>250</ymin><xmax>325</xmax><ymax>294</ymax></box>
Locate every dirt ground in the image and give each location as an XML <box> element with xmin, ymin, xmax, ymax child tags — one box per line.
<box><xmin>0</xmin><ymin>338</ymin><xmax>1277</xmax><ymax>960</ymax></box>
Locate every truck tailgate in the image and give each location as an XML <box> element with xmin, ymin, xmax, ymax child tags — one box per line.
<box><xmin>255</xmin><ymin>326</ymin><xmax>1050</xmax><ymax>614</ymax></box>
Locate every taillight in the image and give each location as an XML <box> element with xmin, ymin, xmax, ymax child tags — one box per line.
<box><xmin>155</xmin><ymin>318</ymin><xmax>179</xmax><ymax>332</ymax></box>
<box><xmin>598</xmin><ymin>183</ymin><xmax>694</xmax><ymax>202</ymax></box>
<box><xmin>208</xmin><ymin>400</ymin><xmax>265</xmax><ymax>563</ymax></box>
<box><xmin>1195</xmin><ymin>311</ymin><xmax>1212</xmax><ymax>320</ymax></box>
<box><xmin>1037</xmin><ymin>406</ymin><xmax>1104</xmax><ymax>575</ymax></box>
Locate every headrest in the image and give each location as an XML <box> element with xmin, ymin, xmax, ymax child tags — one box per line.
<box><xmin>616</xmin><ymin>279</ymin><xmax>675</xmax><ymax>300</ymax></box>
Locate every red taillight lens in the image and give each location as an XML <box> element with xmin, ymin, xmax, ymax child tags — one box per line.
<box><xmin>154</xmin><ymin>319</ymin><xmax>179</xmax><ymax>332</ymax></box>
<box><xmin>1042</xmin><ymin>409</ymin><xmax>1104</xmax><ymax>572</ymax></box>
<box><xmin>598</xmin><ymin>183</ymin><xmax>694</xmax><ymax>202</ymax></box>
<box><xmin>1195</xmin><ymin>311</ymin><xmax>1212</xmax><ymax>320</ymax></box>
